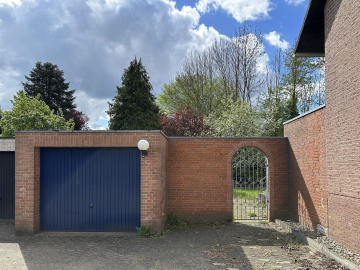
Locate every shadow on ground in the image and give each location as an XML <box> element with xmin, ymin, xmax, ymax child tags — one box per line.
<box><xmin>0</xmin><ymin>219</ymin><xmax>348</xmax><ymax>270</ymax></box>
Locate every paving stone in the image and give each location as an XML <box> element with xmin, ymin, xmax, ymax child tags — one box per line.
<box><xmin>0</xmin><ymin>220</ymin><xmax>350</xmax><ymax>270</ymax></box>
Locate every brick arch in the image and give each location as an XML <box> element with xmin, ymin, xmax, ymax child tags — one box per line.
<box><xmin>226</xmin><ymin>141</ymin><xmax>275</xmax><ymax>221</ymax></box>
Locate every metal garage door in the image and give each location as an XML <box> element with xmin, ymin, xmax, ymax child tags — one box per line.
<box><xmin>0</xmin><ymin>152</ymin><xmax>15</xmax><ymax>219</ymax></box>
<box><xmin>40</xmin><ymin>148</ymin><xmax>140</xmax><ymax>232</ymax></box>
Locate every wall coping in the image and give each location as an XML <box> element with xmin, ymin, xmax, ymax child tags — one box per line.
<box><xmin>15</xmin><ymin>130</ymin><xmax>168</xmax><ymax>138</ymax></box>
<box><xmin>168</xmin><ymin>136</ymin><xmax>288</xmax><ymax>139</ymax></box>
<box><xmin>283</xmin><ymin>104</ymin><xmax>326</xmax><ymax>125</ymax></box>
<box><xmin>14</xmin><ymin>131</ymin><xmax>289</xmax><ymax>140</ymax></box>
<box><xmin>15</xmin><ymin>130</ymin><xmax>163</xmax><ymax>133</ymax></box>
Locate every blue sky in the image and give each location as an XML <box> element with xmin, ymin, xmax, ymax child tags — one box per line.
<box><xmin>0</xmin><ymin>0</ymin><xmax>309</xmax><ymax>129</ymax></box>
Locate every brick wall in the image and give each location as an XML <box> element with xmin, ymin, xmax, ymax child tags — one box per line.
<box><xmin>167</xmin><ymin>138</ymin><xmax>288</xmax><ymax>223</ymax></box>
<box><xmin>324</xmin><ymin>0</ymin><xmax>360</xmax><ymax>253</ymax></box>
<box><xmin>15</xmin><ymin>132</ymin><xmax>289</xmax><ymax>235</ymax></box>
<box><xmin>14</xmin><ymin>131</ymin><xmax>167</xmax><ymax>235</ymax></box>
<box><xmin>284</xmin><ymin>106</ymin><xmax>327</xmax><ymax>232</ymax></box>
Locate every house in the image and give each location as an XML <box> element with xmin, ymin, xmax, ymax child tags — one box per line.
<box><xmin>284</xmin><ymin>0</ymin><xmax>360</xmax><ymax>254</ymax></box>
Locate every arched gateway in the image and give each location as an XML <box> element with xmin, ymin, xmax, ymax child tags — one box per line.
<box><xmin>232</xmin><ymin>147</ymin><xmax>268</xmax><ymax>220</ymax></box>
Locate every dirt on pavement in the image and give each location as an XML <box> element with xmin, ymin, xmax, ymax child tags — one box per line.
<box><xmin>0</xmin><ymin>219</ymin><xmax>348</xmax><ymax>270</ymax></box>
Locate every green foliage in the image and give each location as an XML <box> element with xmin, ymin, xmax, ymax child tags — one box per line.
<box><xmin>282</xmin><ymin>43</ymin><xmax>324</xmax><ymax>116</ymax></box>
<box><xmin>258</xmin><ymin>88</ymin><xmax>288</xmax><ymax>137</ymax></box>
<box><xmin>233</xmin><ymin>188</ymin><xmax>264</xmax><ymax>200</ymax></box>
<box><xmin>166</xmin><ymin>212</ymin><xmax>181</xmax><ymax>226</ymax></box>
<box><xmin>0</xmin><ymin>90</ymin><xmax>74</xmax><ymax>137</ymax></box>
<box><xmin>287</xmin><ymin>242</ymin><xmax>298</xmax><ymax>250</ymax></box>
<box><xmin>22</xmin><ymin>61</ymin><xmax>76</xmax><ymax>115</ymax></box>
<box><xmin>158</xmin><ymin>76</ymin><xmax>226</xmax><ymax>115</ymax></box>
<box><xmin>247</xmin><ymin>211</ymin><xmax>256</xmax><ymax>217</ymax></box>
<box><xmin>204</xmin><ymin>99</ymin><xmax>260</xmax><ymax>137</ymax></box>
<box><xmin>107</xmin><ymin>57</ymin><xmax>161</xmax><ymax>130</ymax></box>
<box><xmin>136</xmin><ymin>226</ymin><xmax>155</xmax><ymax>238</ymax></box>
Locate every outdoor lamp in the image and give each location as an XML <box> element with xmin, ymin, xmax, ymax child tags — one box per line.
<box><xmin>137</xmin><ymin>139</ymin><xmax>149</xmax><ymax>158</ymax></box>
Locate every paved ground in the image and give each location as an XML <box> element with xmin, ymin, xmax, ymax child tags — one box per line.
<box><xmin>0</xmin><ymin>219</ymin><xmax>348</xmax><ymax>270</ymax></box>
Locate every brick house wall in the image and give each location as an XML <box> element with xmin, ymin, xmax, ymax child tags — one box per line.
<box><xmin>284</xmin><ymin>106</ymin><xmax>327</xmax><ymax>232</ymax></box>
<box><xmin>167</xmin><ymin>138</ymin><xmax>288</xmax><ymax>223</ymax></box>
<box><xmin>14</xmin><ymin>131</ymin><xmax>168</xmax><ymax>235</ymax></box>
<box><xmin>324</xmin><ymin>0</ymin><xmax>360</xmax><ymax>253</ymax></box>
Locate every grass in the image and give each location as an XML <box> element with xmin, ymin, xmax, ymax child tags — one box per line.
<box><xmin>233</xmin><ymin>188</ymin><xmax>266</xmax><ymax>199</ymax></box>
<box><xmin>247</xmin><ymin>211</ymin><xmax>256</xmax><ymax>217</ymax></box>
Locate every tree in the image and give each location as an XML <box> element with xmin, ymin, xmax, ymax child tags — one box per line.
<box><xmin>282</xmin><ymin>43</ymin><xmax>324</xmax><ymax>116</ymax></box>
<box><xmin>158</xmin><ymin>75</ymin><xmax>225</xmax><ymax>115</ymax></box>
<box><xmin>159</xmin><ymin>104</ymin><xmax>211</xmax><ymax>137</ymax></box>
<box><xmin>107</xmin><ymin>57</ymin><xmax>160</xmax><ymax>130</ymax></box>
<box><xmin>0</xmin><ymin>106</ymin><xmax>3</xmax><ymax>135</ymax></box>
<box><xmin>227</xmin><ymin>23</ymin><xmax>265</xmax><ymax>104</ymax></box>
<box><xmin>158</xmin><ymin>23</ymin><xmax>265</xmax><ymax>115</ymax></box>
<box><xmin>0</xmin><ymin>90</ymin><xmax>74</xmax><ymax>137</ymax></box>
<box><xmin>204</xmin><ymin>99</ymin><xmax>260</xmax><ymax>137</ymax></box>
<box><xmin>63</xmin><ymin>109</ymin><xmax>90</xmax><ymax>130</ymax></box>
<box><xmin>258</xmin><ymin>48</ymin><xmax>287</xmax><ymax>137</ymax></box>
<box><xmin>22</xmin><ymin>61</ymin><xmax>76</xmax><ymax>115</ymax></box>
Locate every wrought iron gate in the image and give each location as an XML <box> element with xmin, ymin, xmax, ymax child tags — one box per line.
<box><xmin>232</xmin><ymin>147</ymin><xmax>267</xmax><ymax>220</ymax></box>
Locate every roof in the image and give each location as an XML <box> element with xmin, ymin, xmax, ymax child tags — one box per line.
<box><xmin>295</xmin><ymin>0</ymin><xmax>327</xmax><ymax>57</ymax></box>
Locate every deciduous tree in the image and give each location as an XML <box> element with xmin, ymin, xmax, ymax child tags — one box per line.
<box><xmin>63</xmin><ymin>109</ymin><xmax>90</xmax><ymax>130</ymax></box>
<box><xmin>159</xmin><ymin>104</ymin><xmax>211</xmax><ymax>137</ymax></box>
<box><xmin>204</xmin><ymin>99</ymin><xmax>260</xmax><ymax>137</ymax></box>
<box><xmin>0</xmin><ymin>91</ymin><xmax>74</xmax><ymax>137</ymax></box>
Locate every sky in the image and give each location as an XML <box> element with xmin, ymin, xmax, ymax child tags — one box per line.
<box><xmin>0</xmin><ymin>0</ymin><xmax>309</xmax><ymax>130</ymax></box>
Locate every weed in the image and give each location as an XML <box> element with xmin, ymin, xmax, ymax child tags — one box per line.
<box><xmin>259</xmin><ymin>220</ymin><xmax>267</xmax><ymax>224</ymax></box>
<box><xmin>247</xmin><ymin>211</ymin><xmax>256</xmax><ymax>217</ymax></box>
<box><xmin>287</xmin><ymin>242</ymin><xmax>298</xmax><ymax>249</ymax></box>
<box><xmin>166</xmin><ymin>212</ymin><xmax>181</xmax><ymax>226</ymax></box>
<box><xmin>136</xmin><ymin>226</ymin><xmax>155</xmax><ymax>238</ymax></box>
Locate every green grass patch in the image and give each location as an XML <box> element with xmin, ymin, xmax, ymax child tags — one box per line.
<box><xmin>233</xmin><ymin>188</ymin><xmax>266</xmax><ymax>199</ymax></box>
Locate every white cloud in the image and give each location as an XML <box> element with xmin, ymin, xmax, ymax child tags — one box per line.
<box><xmin>0</xmin><ymin>0</ymin><xmax>22</xmax><ymax>7</ymax></box>
<box><xmin>0</xmin><ymin>0</ymin><xmax>222</xmax><ymax>129</ymax></box>
<box><xmin>284</xmin><ymin>0</ymin><xmax>305</xmax><ymax>6</ymax></box>
<box><xmin>196</xmin><ymin>0</ymin><xmax>272</xmax><ymax>22</ymax></box>
<box><xmin>264</xmin><ymin>31</ymin><xmax>289</xmax><ymax>49</ymax></box>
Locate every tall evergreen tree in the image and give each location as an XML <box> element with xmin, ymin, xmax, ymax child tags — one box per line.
<box><xmin>107</xmin><ymin>57</ymin><xmax>160</xmax><ymax>130</ymax></box>
<box><xmin>22</xmin><ymin>62</ymin><xmax>76</xmax><ymax>115</ymax></box>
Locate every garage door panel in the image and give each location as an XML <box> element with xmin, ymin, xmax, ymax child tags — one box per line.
<box><xmin>40</xmin><ymin>147</ymin><xmax>140</xmax><ymax>232</ymax></box>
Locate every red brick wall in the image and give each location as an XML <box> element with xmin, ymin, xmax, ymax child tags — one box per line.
<box><xmin>324</xmin><ymin>0</ymin><xmax>360</xmax><ymax>253</ymax></box>
<box><xmin>14</xmin><ymin>131</ymin><xmax>167</xmax><ymax>235</ymax></box>
<box><xmin>167</xmin><ymin>138</ymin><xmax>288</xmax><ymax>223</ymax></box>
<box><xmin>284</xmin><ymin>106</ymin><xmax>327</xmax><ymax>232</ymax></box>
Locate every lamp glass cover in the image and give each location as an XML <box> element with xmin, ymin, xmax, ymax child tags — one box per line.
<box><xmin>137</xmin><ymin>140</ymin><xmax>149</xmax><ymax>151</ymax></box>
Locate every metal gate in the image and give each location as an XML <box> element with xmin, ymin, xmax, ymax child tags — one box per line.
<box><xmin>0</xmin><ymin>152</ymin><xmax>15</xmax><ymax>219</ymax></box>
<box><xmin>40</xmin><ymin>147</ymin><xmax>140</xmax><ymax>232</ymax></box>
<box><xmin>232</xmin><ymin>147</ymin><xmax>267</xmax><ymax>220</ymax></box>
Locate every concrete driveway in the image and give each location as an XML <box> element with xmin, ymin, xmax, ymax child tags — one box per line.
<box><xmin>0</xmin><ymin>219</ymin><xmax>347</xmax><ymax>270</ymax></box>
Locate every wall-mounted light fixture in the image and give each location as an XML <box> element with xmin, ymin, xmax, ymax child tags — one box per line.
<box><xmin>137</xmin><ymin>139</ymin><xmax>149</xmax><ymax>158</ymax></box>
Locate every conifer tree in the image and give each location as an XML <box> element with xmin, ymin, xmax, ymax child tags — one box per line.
<box><xmin>22</xmin><ymin>62</ymin><xmax>76</xmax><ymax>115</ymax></box>
<box><xmin>107</xmin><ymin>57</ymin><xmax>160</xmax><ymax>130</ymax></box>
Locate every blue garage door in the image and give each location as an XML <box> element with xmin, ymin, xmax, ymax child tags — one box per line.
<box><xmin>40</xmin><ymin>148</ymin><xmax>140</xmax><ymax>232</ymax></box>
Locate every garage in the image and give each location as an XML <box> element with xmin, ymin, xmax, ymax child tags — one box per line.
<box><xmin>40</xmin><ymin>147</ymin><xmax>141</xmax><ymax>232</ymax></box>
<box><xmin>0</xmin><ymin>151</ymin><xmax>15</xmax><ymax>219</ymax></box>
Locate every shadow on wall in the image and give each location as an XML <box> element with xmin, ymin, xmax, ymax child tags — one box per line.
<box><xmin>288</xmin><ymin>145</ymin><xmax>323</xmax><ymax>232</ymax></box>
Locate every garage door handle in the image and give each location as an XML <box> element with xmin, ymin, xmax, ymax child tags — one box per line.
<box><xmin>90</xmin><ymin>204</ymin><xmax>93</xmax><ymax>208</ymax></box>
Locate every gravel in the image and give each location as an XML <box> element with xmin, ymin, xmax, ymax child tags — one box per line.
<box><xmin>280</xmin><ymin>219</ymin><xmax>360</xmax><ymax>267</ymax></box>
